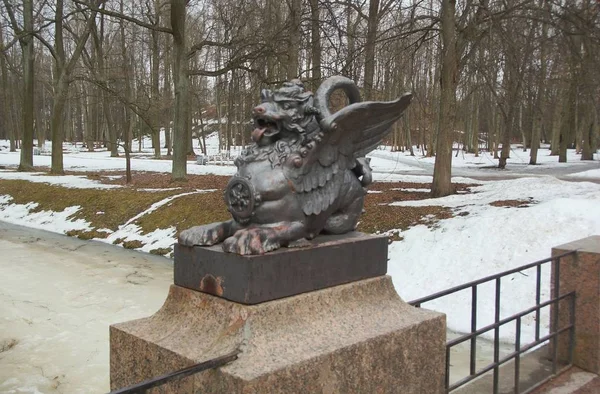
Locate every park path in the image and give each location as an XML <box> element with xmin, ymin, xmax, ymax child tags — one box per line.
<box><xmin>0</xmin><ymin>221</ymin><xmax>173</xmax><ymax>394</ymax></box>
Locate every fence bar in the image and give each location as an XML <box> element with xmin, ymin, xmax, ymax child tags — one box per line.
<box><xmin>447</xmin><ymin>292</ymin><xmax>575</xmax><ymax>348</ymax></box>
<box><xmin>514</xmin><ymin>316</ymin><xmax>521</xmax><ymax>394</ymax></box>
<box><xmin>409</xmin><ymin>251</ymin><xmax>579</xmax><ymax>394</ymax></box>
<box><xmin>408</xmin><ymin>251</ymin><xmax>576</xmax><ymax>306</ymax></box>
<box><xmin>108</xmin><ymin>350</ymin><xmax>240</xmax><ymax>394</ymax></box>
<box><xmin>552</xmin><ymin>257</ymin><xmax>560</xmax><ymax>374</ymax></box>
<box><xmin>445</xmin><ymin>346</ymin><xmax>451</xmax><ymax>391</ymax></box>
<box><xmin>470</xmin><ymin>285</ymin><xmax>477</xmax><ymax>376</ymax></box>
<box><xmin>449</xmin><ymin>324</ymin><xmax>574</xmax><ymax>391</ymax></box>
<box><xmin>535</xmin><ymin>264</ymin><xmax>541</xmax><ymax>342</ymax></box>
<box><xmin>569</xmin><ymin>293</ymin><xmax>576</xmax><ymax>365</ymax></box>
<box><xmin>493</xmin><ymin>277</ymin><xmax>501</xmax><ymax>394</ymax></box>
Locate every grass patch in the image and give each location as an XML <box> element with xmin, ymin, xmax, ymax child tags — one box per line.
<box><xmin>358</xmin><ymin>181</ymin><xmax>467</xmax><ymax>234</ymax></box>
<box><xmin>123</xmin><ymin>240</ymin><xmax>144</xmax><ymax>249</ymax></box>
<box><xmin>0</xmin><ymin>179</ymin><xmax>178</xmax><ymax>231</ymax></box>
<box><xmin>489</xmin><ymin>198</ymin><xmax>535</xmax><ymax>208</ymax></box>
<box><xmin>66</xmin><ymin>229</ymin><xmax>111</xmax><ymax>240</ymax></box>
<box><xmin>135</xmin><ymin>192</ymin><xmax>230</xmax><ymax>235</ymax></box>
<box><xmin>150</xmin><ymin>248</ymin><xmax>172</xmax><ymax>256</ymax></box>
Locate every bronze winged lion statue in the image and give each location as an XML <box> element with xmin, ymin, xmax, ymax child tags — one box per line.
<box><xmin>178</xmin><ymin>76</ymin><xmax>412</xmax><ymax>255</ymax></box>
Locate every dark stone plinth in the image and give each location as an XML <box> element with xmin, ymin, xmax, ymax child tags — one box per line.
<box><xmin>174</xmin><ymin>232</ymin><xmax>388</xmax><ymax>304</ymax></box>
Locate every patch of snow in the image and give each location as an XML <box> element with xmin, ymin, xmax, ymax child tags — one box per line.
<box><xmin>567</xmin><ymin>168</ymin><xmax>600</xmax><ymax>178</ymax></box>
<box><xmin>0</xmin><ymin>170</ymin><xmax>121</xmax><ymax>189</ymax></box>
<box><xmin>0</xmin><ymin>201</ymin><xmax>91</xmax><ymax>234</ymax></box>
<box><xmin>390</xmin><ymin>187</ymin><xmax>431</xmax><ymax>192</ymax></box>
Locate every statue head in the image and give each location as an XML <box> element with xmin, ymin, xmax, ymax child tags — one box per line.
<box><xmin>251</xmin><ymin>80</ymin><xmax>318</xmax><ymax>146</ymax></box>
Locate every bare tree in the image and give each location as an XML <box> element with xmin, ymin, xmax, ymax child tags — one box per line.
<box><xmin>3</xmin><ymin>0</ymin><xmax>35</xmax><ymax>170</ymax></box>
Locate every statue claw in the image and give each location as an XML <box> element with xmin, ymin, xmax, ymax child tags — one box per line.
<box><xmin>222</xmin><ymin>227</ymin><xmax>281</xmax><ymax>255</ymax></box>
<box><xmin>178</xmin><ymin>223</ymin><xmax>226</xmax><ymax>247</ymax></box>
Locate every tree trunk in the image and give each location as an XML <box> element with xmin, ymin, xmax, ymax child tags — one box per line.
<box><xmin>286</xmin><ymin>0</ymin><xmax>301</xmax><ymax>80</ymax></box>
<box><xmin>151</xmin><ymin>10</ymin><xmax>161</xmax><ymax>159</ymax></box>
<box><xmin>581</xmin><ymin>109</ymin><xmax>596</xmax><ymax>161</ymax></box>
<box><xmin>431</xmin><ymin>0</ymin><xmax>457</xmax><ymax>197</ymax></box>
<box><xmin>363</xmin><ymin>0</ymin><xmax>380</xmax><ymax>100</ymax></box>
<box><xmin>171</xmin><ymin>0</ymin><xmax>189</xmax><ymax>181</ymax></box>
<box><xmin>550</xmin><ymin>91</ymin><xmax>562</xmax><ymax>155</ymax></box>
<box><xmin>0</xmin><ymin>23</ymin><xmax>15</xmax><ymax>152</ymax></box>
<box><xmin>18</xmin><ymin>0</ymin><xmax>35</xmax><ymax>170</ymax></box>
<box><xmin>559</xmin><ymin>80</ymin><xmax>576</xmax><ymax>163</ymax></box>
<box><xmin>164</xmin><ymin>43</ymin><xmax>172</xmax><ymax>155</ymax></box>
<box><xmin>51</xmin><ymin>81</ymin><xmax>68</xmax><ymax>174</ymax></box>
<box><xmin>50</xmin><ymin>0</ymin><xmax>98</xmax><ymax>173</ymax></box>
<box><xmin>309</xmin><ymin>0</ymin><xmax>321</xmax><ymax>88</ymax></box>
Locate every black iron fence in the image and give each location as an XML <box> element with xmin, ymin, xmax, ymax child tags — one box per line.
<box><xmin>409</xmin><ymin>250</ymin><xmax>577</xmax><ymax>394</ymax></box>
<box><xmin>108</xmin><ymin>350</ymin><xmax>239</xmax><ymax>394</ymax></box>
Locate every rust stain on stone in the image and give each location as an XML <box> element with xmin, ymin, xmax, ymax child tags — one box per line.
<box><xmin>199</xmin><ymin>274</ymin><xmax>225</xmax><ymax>297</ymax></box>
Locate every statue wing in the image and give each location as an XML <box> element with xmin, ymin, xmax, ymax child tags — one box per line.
<box><xmin>285</xmin><ymin>94</ymin><xmax>412</xmax><ymax>216</ymax></box>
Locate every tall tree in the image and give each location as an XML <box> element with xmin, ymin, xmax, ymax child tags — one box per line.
<box><xmin>42</xmin><ymin>0</ymin><xmax>100</xmax><ymax>174</ymax></box>
<box><xmin>363</xmin><ymin>0</ymin><xmax>380</xmax><ymax>100</ymax></box>
<box><xmin>171</xmin><ymin>0</ymin><xmax>189</xmax><ymax>180</ymax></box>
<box><xmin>431</xmin><ymin>0</ymin><xmax>458</xmax><ymax>197</ymax></box>
<box><xmin>3</xmin><ymin>0</ymin><xmax>35</xmax><ymax>170</ymax></box>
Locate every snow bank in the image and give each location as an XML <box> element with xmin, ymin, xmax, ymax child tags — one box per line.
<box><xmin>388</xmin><ymin>177</ymin><xmax>600</xmax><ymax>342</ymax></box>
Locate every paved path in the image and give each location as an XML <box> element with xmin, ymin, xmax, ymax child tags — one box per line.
<box><xmin>0</xmin><ymin>221</ymin><xmax>173</xmax><ymax>394</ymax></box>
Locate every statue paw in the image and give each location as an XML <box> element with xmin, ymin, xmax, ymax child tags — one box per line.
<box><xmin>222</xmin><ymin>227</ymin><xmax>281</xmax><ymax>255</ymax></box>
<box><xmin>178</xmin><ymin>224</ymin><xmax>225</xmax><ymax>247</ymax></box>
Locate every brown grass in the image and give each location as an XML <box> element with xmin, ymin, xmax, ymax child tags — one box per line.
<box><xmin>0</xmin><ymin>171</ymin><xmax>476</xmax><ymax>247</ymax></box>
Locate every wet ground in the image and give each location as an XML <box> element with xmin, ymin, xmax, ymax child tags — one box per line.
<box><xmin>0</xmin><ymin>222</ymin><xmax>173</xmax><ymax>393</ymax></box>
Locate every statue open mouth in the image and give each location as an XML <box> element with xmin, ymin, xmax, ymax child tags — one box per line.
<box><xmin>252</xmin><ymin>117</ymin><xmax>280</xmax><ymax>143</ymax></box>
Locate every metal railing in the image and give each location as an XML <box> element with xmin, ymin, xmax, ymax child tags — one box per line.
<box><xmin>409</xmin><ymin>250</ymin><xmax>577</xmax><ymax>394</ymax></box>
<box><xmin>108</xmin><ymin>350</ymin><xmax>239</xmax><ymax>394</ymax></box>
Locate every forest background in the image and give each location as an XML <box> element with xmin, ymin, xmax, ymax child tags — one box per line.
<box><xmin>0</xmin><ymin>0</ymin><xmax>598</xmax><ymax>197</ymax></box>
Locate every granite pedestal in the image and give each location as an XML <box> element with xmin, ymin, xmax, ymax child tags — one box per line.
<box><xmin>552</xmin><ymin>236</ymin><xmax>600</xmax><ymax>374</ymax></box>
<box><xmin>110</xmin><ymin>234</ymin><xmax>446</xmax><ymax>393</ymax></box>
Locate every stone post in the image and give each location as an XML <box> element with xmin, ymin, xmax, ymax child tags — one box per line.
<box><xmin>110</xmin><ymin>233</ymin><xmax>447</xmax><ymax>393</ymax></box>
<box><xmin>551</xmin><ymin>236</ymin><xmax>600</xmax><ymax>373</ymax></box>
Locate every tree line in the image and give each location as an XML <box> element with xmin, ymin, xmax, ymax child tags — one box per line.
<box><xmin>0</xmin><ymin>0</ymin><xmax>598</xmax><ymax>196</ymax></box>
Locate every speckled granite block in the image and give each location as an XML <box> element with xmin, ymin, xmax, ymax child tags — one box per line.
<box><xmin>110</xmin><ymin>276</ymin><xmax>446</xmax><ymax>393</ymax></box>
<box><xmin>551</xmin><ymin>236</ymin><xmax>600</xmax><ymax>374</ymax></box>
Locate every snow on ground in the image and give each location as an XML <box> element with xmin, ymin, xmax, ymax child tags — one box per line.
<box><xmin>389</xmin><ymin>176</ymin><xmax>600</xmax><ymax>342</ymax></box>
<box><xmin>0</xmin><ymin>149</ymin><xmax>236</xmax><ymax>177</ymax></box>
<box><xmin>0</xmin><ymin>196</ymin><xmax>92</xmax><ymax>234</ymax></box>
<box><xmin>567</xmin><ymin>168</ymin><xmax>600</xmax><ymax>179</ymax></box>
<box><xmin>371</xmin><ymin>144</ymin><xmax>598</xmax><ymax>169</ymax></box>
<box><xmin>0</xmin><ymin>169</ymin><xmax>121</xmax><ymax>189</ymax></box>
